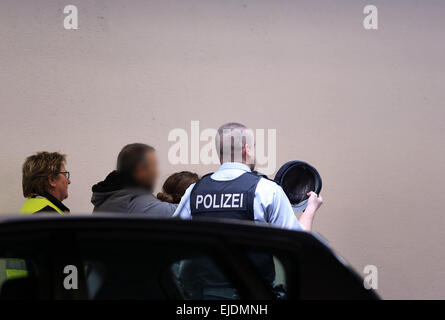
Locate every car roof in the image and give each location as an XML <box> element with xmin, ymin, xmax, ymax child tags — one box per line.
<box><xmin>0</xmin><ymin>213</ymin><xmax>329</xmax><ymax>252</ymax></box>
<box><xmin>0</xmin><ymin>214</ymin><xmax>378</xmax><ymax>299</ymax></box>
<box><xmin>0</xmin><ymin>213</ymin><xmax>284</xmax><ymax>230</ymax></box>
<box><xmin>0</xmin><ymin>213</ymin><xmax>304</xmax><ymax>238</ymax></box>
<box><xmin>0</xmin><ymin>213</ymin><xmax>337</xmax><ymax>264</ymax></box>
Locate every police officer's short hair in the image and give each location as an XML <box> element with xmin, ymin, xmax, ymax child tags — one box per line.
<box><xmin>117</xmin><ymin>143</ymin><xmax>154</xmax><ymax>177</ymax></box>
<box><xmin>22</xmin><ymin>152</ymin><xmax>67</xmax><ymax>197</ymax></box>
<box><xmin>215</xmin><ymin>122</ymin><xmax>254</xmax><ymax>162</ymax></box>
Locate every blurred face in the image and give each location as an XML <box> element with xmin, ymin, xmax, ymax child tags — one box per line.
<box><xmin>48</xmin><ymin>163</ymin><xmax>70</xmax><ymax>201</ymax></box>
<box><xmin>134</xmin><ymin>150</ymin><xmax>159</xmax><ymax>192</ymax></box>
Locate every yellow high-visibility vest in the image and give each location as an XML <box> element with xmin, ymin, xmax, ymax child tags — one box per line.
<box><xmin>1</xmin><ymin>258</ymin><xmax>28</xmax><ymax>280</ymax></box>
<box><xmin>20</xmin><ymin>196</ymin><xmax>64</xmax><ymax>214</ymax></box>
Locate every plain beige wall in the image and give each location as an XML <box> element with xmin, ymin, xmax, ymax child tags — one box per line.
<box><xmin>0</xmin><ymin>0</ymin><xmax>444</xmax><ymax>299</ymax></box>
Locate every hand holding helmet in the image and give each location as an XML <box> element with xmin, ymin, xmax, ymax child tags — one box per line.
<box><xmin>274</xmin><ymin>160</ymin><xmax>323</xmax><ymax>213</ymax></box>
<box><xmin>306</xmin><ymin>191</ymin><xmax>323</xmax><ymax>214</ymax></box>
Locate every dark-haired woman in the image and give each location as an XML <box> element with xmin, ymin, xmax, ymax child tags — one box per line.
<box><xmin>157</xmin><ymin>171</ymin><xmax>199</xmax><ymax>204</ymax></box>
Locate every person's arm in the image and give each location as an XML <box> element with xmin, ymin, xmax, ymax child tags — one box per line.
<box><xmin>147</xmin><ymin>199</ymin><xmax>178</xmax><ymax>217</ymax></box>
<box><xmin>266</xmin><ymin>183</ymin><xmax>305</xmax><ymax>231</ymax></box>
<box><xmin>131</xmin><ymin>194</ymin><xmax>178</xmax><ymax>217</ymax></box>
<box><xmin>297</xmin><ymin>191</ymin><xmax>323</xmax><ymax>232</ymax></box>
<box><xmin>265</xmin><ymin>181</ymin><xmax>323</xmax><ymax>232</ymax></box>
<box><xmin>172</xmin><ymin>183</ymin><xmax>194</xmax><ymax>219</ymax></box>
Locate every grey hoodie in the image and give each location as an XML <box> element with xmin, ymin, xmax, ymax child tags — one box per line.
<box><xmin>91</xmin><ymin>171</ymin><xmax>177</xmax><ymax>216</ymax></box>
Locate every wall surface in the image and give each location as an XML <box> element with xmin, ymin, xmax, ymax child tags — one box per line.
<box><xmin>0</xmin><ymin>0</ymin><xmax>444</xmax><ymax>299</ymax></box>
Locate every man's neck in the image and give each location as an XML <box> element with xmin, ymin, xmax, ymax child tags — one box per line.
<box><xmin>220</xmin><ymin>162</ymin><xmax>253</xmax><ymax>171</ymax></box>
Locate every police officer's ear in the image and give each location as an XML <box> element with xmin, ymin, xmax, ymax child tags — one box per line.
<box><xmin>243</xmin><ymin>142</ymin><xmax>255</xmax><ymax>163</ymax></box>
<box><xmin>243</xmin><ymin>129</ymin><xmax>255</xmax><ymax>160</ymax></box>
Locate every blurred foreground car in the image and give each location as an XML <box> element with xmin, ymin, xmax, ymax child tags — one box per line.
<box><xmin>0</xmin><ymin>215</ymin><xmax>378</xmax><ymax>300</ymax></box>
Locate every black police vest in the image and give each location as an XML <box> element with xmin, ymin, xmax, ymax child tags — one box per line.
<box><xmin>190</xmin><ymin>171</ymin><xmax>260</xmax><ymax>220</ymax></box>
<box><xmin>183</xmin><ymin>172</ymin><xmax>276</xmax><ymax>298</ymax></box>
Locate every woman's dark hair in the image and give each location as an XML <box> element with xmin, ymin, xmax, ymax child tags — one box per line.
<box><xmin>157</xmin><ymin>171</ymin><xmax>199</xmax><ymax>204</ymax></box>
<box><xmin>282</xmin><ymin>166</ymin><xmax>316</xmax><ymax>204</ymax></box>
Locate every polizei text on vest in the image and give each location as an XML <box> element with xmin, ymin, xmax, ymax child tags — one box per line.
<box><xmin>195</xmin><ymin>193</ymin><xmax>246</xmax><ymax>210</ymax></box>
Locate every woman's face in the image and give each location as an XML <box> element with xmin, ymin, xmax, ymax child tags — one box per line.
<box><xmin>49</xmin><ymin>163</ymin><xmax>71</xmax><ymax>201</ymax></box>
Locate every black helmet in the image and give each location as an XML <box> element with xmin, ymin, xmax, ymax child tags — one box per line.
<box><xmin>274</xmin><ymin>161</ymin><xmax>322</xmax><ymax>213</ymax></box>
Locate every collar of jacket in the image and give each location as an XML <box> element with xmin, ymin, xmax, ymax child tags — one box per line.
<box><xmin>39</xmin><ymin>192</ymin><xmax>70</xmax><ymax>212</ymax></box>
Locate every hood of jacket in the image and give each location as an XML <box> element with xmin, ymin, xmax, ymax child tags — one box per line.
<box><xmin>91</xmin><ymin>170</ymin><xmax>147</xmax><ymax>211</ymax></box>
<box><xmin>91</xmin><ymin>170</ymin><xmax>130</xmax><ymax>193</ymax></box>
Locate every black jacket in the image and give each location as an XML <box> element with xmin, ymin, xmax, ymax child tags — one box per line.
<box><xmin>91</xmin><ymin>171</ymin><xmax>177</xmax><ymax>216</ymax></box>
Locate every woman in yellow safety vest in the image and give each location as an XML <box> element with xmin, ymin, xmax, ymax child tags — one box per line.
<box><xmin>1</xmin><ymin>152</ymin><xmax>71</xmax><ymax>282</ymax></box>
<box><xmin>20</xmin><ymin>151</ymin><xmax>71</xmax><ymax>214</ymax></box>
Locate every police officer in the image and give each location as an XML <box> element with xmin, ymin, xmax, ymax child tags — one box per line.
<box><xmin>174</xmin><ymin>122</ymin><xmax>323</xmax><ymax>230</ymax></box>
<box><xmin>173</xmin><ymin>122</ymin><xmax>323</xmax><ymax>299</ymax></box>
<box><xmin>20</xmin><ymin>151</ymin><xmax>71</xmax><ymax>214</ymax></box>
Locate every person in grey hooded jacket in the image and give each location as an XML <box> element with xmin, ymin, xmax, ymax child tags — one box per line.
<box><xmin>91</xmin><ymin>143</ymin><xmax>177</xmax><ymax>216</ymax></box>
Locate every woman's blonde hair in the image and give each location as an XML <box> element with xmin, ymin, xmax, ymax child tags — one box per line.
<box><xmin>22</xmin><ymin>152</ymin><xmax>66</xmax><ymax>197</ymax></box>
